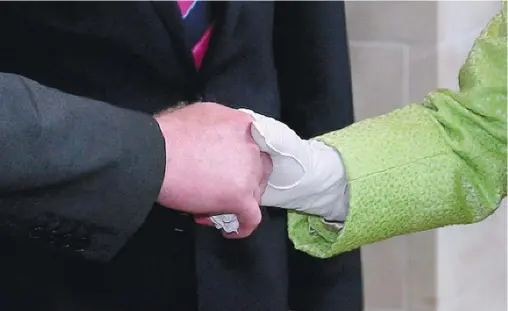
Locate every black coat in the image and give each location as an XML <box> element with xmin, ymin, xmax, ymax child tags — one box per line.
<box><xmin>0</xmin><ymin>2</ymin><xmax>362</xmax><ymax>310</ymax></box>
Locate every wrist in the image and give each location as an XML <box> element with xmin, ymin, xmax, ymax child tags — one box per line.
<box><xmin>153</xmin><ymin>114</ymin><xmax>179</xmax><ymax>207</ymax></box>
<box><xmin>304</xmin><ymin>139</ymin><xmax>349</xmax><ymax>222</ymax></box>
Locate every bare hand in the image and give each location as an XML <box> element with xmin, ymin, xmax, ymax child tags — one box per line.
<box><xmin>155</xmin><ymin>102</ymin><xmax>272</xmax><ymax>238</ymax></box>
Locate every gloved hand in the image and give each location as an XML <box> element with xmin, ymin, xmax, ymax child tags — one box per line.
<box><xmin>209</xmin><ymin>109</ymin><xmax>349</xmax><ymax>233</ymax></box>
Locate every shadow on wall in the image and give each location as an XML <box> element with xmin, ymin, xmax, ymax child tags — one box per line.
<box><xmin>344</xmin><ymin>1</ymin><xmax>506</xmax><ymax>311</ymax></box>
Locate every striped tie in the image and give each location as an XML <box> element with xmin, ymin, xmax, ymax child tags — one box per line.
<box><xmin>177</xmin><ymin>0</ymin><xmax>214</xmax><ymax>69</ymax></box>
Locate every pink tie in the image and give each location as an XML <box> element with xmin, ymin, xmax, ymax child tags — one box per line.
<box><xmin>177</xmin><ymin>1</ymin><xmax>214</xmax><ymax>69</ymax></box>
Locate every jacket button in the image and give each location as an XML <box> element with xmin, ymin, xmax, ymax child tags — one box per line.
<box><xmin>52</xmin><ymin>232</ymin><xmax>71</xmax><ymax>248</ymax></box>
<box><xmin>48</xmin><ymin>231</ymin><xmax>58</xmax><ymax>244</ymax></box>
<box><xmin>72</xmin><ymin>235</ymin><xmax>91</xmax><ymax>252</ymax></box>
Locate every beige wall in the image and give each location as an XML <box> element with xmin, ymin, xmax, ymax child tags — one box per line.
<box><xmin>344</xmin><ymin>1</ymin><xmax>506</xmax><ymax>311</ymax></box>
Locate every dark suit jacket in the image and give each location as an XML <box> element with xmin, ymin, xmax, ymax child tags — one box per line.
<box><xmin>0</xmin><ymin>2</ymin><xmax>362</xmax><ymax>311</ymax></box>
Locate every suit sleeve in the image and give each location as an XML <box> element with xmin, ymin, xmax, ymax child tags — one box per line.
<box><xmin>0</xmin><ymin>73</ymin><xmax>166</xmax><ymax>262</ymax></box>
<box><xmin>287</xmin><ymin>4</ymin><xmax>507</xmax><ymax>258</ymax></box>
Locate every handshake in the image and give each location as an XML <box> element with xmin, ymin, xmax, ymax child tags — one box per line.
<box><xmin>155</xmin><ymin>102</ymin><xmax>348</xmax><ymax>238</ymax></box>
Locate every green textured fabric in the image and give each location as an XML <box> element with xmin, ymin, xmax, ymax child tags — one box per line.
<box><xmin>288</xmin><ymin>4</ymin><xmax>507</xmax><ymax>259</ymax></box>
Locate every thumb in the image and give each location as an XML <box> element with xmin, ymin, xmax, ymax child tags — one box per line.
<box><xmin>239</xmin><ymin>108</ymin><xmax>301</xmax><ymax>156</ymax></box>
<box><xmin>239</xmin><ymin>108</ymin><xmax>276</xmax><ymax>155</ymax></box>
<box><xmin>239</xmin><ymin>108</ymin><xmax>306</xmax><ymax>189</ymax></box>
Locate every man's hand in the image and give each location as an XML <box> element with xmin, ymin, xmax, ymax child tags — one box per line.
<box><xmin>154</xmin><ymin>103</ymin><xmax>272</xmax><ymax>238</ymax></box>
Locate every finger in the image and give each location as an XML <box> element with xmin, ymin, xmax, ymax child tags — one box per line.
<box><xmin>250</xmin><ymin>120</ymin><xmax>275</xmax><ymax>155</ymax></box>
<box><xmin>253</xmin><ymin>121</ymin><xmax>305</xmax><ymax>189</ymax></box>
<box><xmin>259</xmin><ymin>152</ymin><xmax>272</xmax><ymax>195</ymax></box>
<box><xmin>194</xmin><ymin>216</ymin><xmax>215</xmax><ymax>227</ymax></box>
<box><xmin>241</xmin><ymin>108</ymin><xmax>306</xmax><ymax>189</ymax></box>
<box><xmin>237</xmin><ymin>108</ymin><xmax>258</xmax><ymax>120</ymax></box>
<box><xmin>239</xmin><ymin>108</ymin><xmax>286</xmax><ymax>155</ymax></box>
<box><xmin>241</xmin><ymin>108</ymin><xmax>303</xmax><ymax>157</ymax></box>
<box><xmin>223</xmin><ymin>198</ymin><xmax>261</xmax><ymax>239</ymax></box>
<box><xmin>252</xmin><ymin>152</ymin><xmax>272</xmax><ymax>204</ymax></box>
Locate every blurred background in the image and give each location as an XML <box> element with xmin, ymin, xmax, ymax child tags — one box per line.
<box><xmin>344</xmin><ymin>1</ymin><xmax>507</xmax><ymax>311</ymax></box>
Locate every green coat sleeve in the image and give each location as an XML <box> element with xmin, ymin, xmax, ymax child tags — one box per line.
<box><xmin>287</xmin><ymin>4</ymin><xmax>507</xmax><ymax>259</ymax></box>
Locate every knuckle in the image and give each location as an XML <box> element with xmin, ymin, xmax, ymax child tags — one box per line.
<box><xmin>252</xmin><ymin>211</ymin><xmax>262</xmax><ymax>226</ymax></box>
<box><xmin>261</xmin><ymin>153</ymin><xmax>273</xmax><ymax>171</ymax></box>
<box><xmin>247</xmin><ymin>141</ymin><xmax>261</xmax><ymax>154</ymax></box>
<box><xmin>237</xmin><ymin>110</ymin><xmax>254</xmax><ymax>123</ymax></box>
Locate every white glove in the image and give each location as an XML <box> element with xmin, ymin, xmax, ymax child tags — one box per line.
<box><xmin>209</xmin><ymin>109</ymin><xmax>349</xmax><ymax>234</ymax></box>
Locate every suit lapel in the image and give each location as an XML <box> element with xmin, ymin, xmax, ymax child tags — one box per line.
<box><xmin>149</xmin><ymin>1</ymin><xmax>245</xmax><ymax>78</ymax></box>
<box><xmin>199</xmin><ymin>1</ymin><xmax>244</xmax><ymax>77</ymax></box>
<box><xmin>150</xmin><ymin>1</ymin><xmax>198</xmax><ymax>77</ymax></box>
<box><xmin>149</xmin><ymin>1</ymin><xmax>245</xmax><ymax>80</ymax></box>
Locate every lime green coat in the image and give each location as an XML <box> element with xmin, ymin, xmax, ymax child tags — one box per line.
<box><xmin>288</xmin><ymin>4</ymin><xmax>507</xmax><ymax>259</ymax></box>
